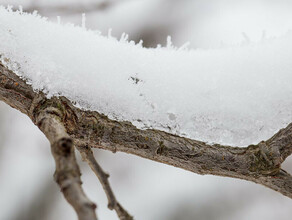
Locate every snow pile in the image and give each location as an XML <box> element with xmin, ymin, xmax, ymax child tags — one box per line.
<box><xmin>1</xmin><ymin>7</ymin><xmax>292</xmax><ymax>146</ymax></box>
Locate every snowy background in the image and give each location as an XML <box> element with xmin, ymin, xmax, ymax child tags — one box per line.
<box><xmin>0</xmin><ymin>0</ymin><xmax>292</xmax><ymax>219</ymax></box>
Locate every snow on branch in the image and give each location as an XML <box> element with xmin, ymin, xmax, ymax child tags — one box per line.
<box><xmin>1</xmin><ymin>6</ymin><xmax>292</xmax><ymax>148</ymax></box>
<box><xmin>1</xmin><ymin>7</ymin><xmax>292</xmax><ymax>217</ymax></box>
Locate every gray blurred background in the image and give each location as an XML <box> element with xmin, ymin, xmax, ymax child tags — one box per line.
<box><xmin>0</xmin><ymin>0</ymin><xmax>292</xmax><ymax>219</ymax></box>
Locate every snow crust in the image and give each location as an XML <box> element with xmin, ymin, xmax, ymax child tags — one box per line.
<box><xmin>1</xmin><ymin>7</ymin><xmax>292</xmax><ymax>146</ymax></box>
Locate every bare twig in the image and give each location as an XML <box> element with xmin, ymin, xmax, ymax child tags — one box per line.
<box><xmin>76</xmin><ymin>142</ymin><xmax>133</xmax><ymax>220</ymax></box>
<box><xmin>35</xmin><ymin>106</ymin><xmax>97</xmax><ymax>220</ymax></box>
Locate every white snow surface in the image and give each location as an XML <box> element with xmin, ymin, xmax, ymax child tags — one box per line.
<box><xmin>1</xmin><ymin>7</ymin><xmax>292</xmax><ymax>146</ymax></box>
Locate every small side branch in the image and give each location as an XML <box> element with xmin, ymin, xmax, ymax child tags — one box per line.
<box><xmin>36</xmin><ymin>109</ymin><xmax>97</xmax><ymax>220</ymax></box>
<box><xmin>266</xmin><ymin>123</ymin><xmax>292</xmax><ymax>162</ymax></box>
<box><xmin>76</xmin><ymin>142</ymin><xmax>133</xmax><ymax>220</ymax></box>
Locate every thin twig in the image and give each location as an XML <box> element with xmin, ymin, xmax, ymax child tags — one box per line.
<box><xmin>76</xmin><ymin>142</ymin><xmax>133</xmax><ymax>220</ymax></box>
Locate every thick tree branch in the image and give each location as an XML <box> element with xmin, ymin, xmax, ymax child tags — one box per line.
<box><xmin>1</xmin><ymin>61</ymin><xmax>292</xmax><ymax>204</ymax></box>
<box><xmin>77</xmin><ymin>142</ymin><xmax>133</xmax><ymax>220</ymax></box>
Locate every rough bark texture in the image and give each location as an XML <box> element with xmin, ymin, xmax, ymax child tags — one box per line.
<box><xmin>1</xmin><ymin>62</ymin><xmax>292</xmax><ymax>217</ymax></box>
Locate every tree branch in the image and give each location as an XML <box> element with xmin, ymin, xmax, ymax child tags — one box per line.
<box><xmin>76</xmin><ymin>142</ymin><xmax>133</xmax><ymax>220</ymax></box>
<box><xmin>35</xmin><ymin>106</ymin><xmax>97</xmax><ymax>220</ymax></box>
<box><xmin>1</xmin><ymin>61</ymin><xmax>292</xmax><ymax>208</ymax></box>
